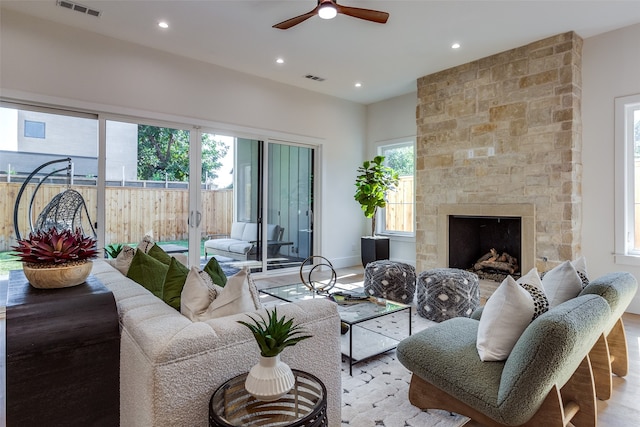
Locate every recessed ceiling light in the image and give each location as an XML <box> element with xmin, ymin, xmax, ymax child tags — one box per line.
<box><xmin>158</xmin><ymin>21</ymin><xmax>169</xmax><ymax>29</ymax></box>
<box><xmin>451</xmin><ymin>42</ymin><xmax>461</xmax><ymax>49</ymax></box>
<box><xmin>355</xmin><ymin>82</ymin><xmax>362</xmax><ymax>88</ymax></box>
<box><xmin>276</xmin><ymin>58</ymin><xmax>284</xmax><ymax>64</ymax></box>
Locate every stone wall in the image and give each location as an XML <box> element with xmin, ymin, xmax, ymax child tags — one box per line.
<box><xmin>415</xmin><ymin>31</ymin><xmax>583</xmax><ymax>273</ymax></box>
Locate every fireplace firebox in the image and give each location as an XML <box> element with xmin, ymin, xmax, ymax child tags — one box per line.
<box><xmin>437</xmin><ymin>204</ymin><xmax>535</xmax><ymax>275</ymax></box>
<box><xmin>448</xmin><ymin>216</ymin><xmax>521</xmax><ymax>274</ymax></box>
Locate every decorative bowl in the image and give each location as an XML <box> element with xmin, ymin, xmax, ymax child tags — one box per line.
<box><xmin>22</xmin><ymin>260</ymin><xmax>92</xmax><ymax>289</ymax></box>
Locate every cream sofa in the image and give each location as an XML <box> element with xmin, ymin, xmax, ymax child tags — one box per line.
<box><xmin>91</xmin><ymin>259</ymin><xmax>342</xmax><ymax>427</ymax></box>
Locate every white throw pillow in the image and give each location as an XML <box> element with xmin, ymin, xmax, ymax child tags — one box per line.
<box><xmin>476</xmin><ymin>268</ymin><xmax>548</xmax><ymax>362</ymax></box>
<box><xmin>541</xmin><ymin>260</ymin><xmax>583</xmax><ymax>308</ymax></box>
<box><xmin>181</xmin><ymin>268</ymin><xmax>262</xmax><ymax>322</ymax></box>
<box><xmin>113</xmin><ymin>245</ymin><xmax>136</xmax><ymax>275</ymax></box>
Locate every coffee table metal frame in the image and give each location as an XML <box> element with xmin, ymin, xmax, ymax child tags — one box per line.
<box><xmin>261</xmin><ymin>283</ymin><xmax>412</xmax><ymax>375</ymax></box>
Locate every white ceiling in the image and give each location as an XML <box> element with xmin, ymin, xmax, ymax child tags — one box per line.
<box><xmin>3</xmin><ymin>1</ymin><xmax>640</xmax><ymax>105</ymax></box>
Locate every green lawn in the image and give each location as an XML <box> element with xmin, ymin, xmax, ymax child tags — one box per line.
<box><xmin>0</xmin><ymin>250</ymin><xmax>22</xmax><ymax>276</ymax></box>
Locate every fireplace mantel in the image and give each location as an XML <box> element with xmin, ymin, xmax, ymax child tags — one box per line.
<box><xmin>437</xmin><ymin>203</ymin><xmax>536</xmax><ymax>274</ymax></box>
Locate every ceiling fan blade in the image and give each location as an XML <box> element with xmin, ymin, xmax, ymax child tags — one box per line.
<box><xmin>335</xmin><ymin>5</ymin><xmax>389</xmax><ymax>24</ymax></box>
<box><xmin>273</xmin><ymin>8</ymin><xmax>319</xmax><ymax>30</ymax></box>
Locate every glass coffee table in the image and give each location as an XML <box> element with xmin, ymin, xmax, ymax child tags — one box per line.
<box><xmin>261</xmin><ymin>283</ymin><xmax>412</xmax><ymax>375</ymax></box>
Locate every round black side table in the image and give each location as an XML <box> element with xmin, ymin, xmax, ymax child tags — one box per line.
<box><xmin>209</xmin><ymin>369</ymin><xmax>327</xmax><ymax>427</ymax></box>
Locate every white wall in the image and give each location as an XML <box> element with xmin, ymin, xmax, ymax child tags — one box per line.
<box><xmin>583</xmin><ymin>23</ymin><xmax>640</xmax><ymax>314</ymax></box>
<box><xmin>366</xmin><ymin>92</ymin><xmax>417</xmax><ymax>266</ymax></box>
<box><xmin>0</xmin><ymin>10</ymin><xmax>366</xmax><ymax>268</ymax></box>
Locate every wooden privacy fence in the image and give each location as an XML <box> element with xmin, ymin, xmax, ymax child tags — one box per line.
<box><xmin>1</xmin><ymin>178</ymin><xmax>414</xmax><ymax>252</ymax></box>
<box><xmin>0</xmin><ymin>183</ymin><xmax>233</xmax><ymax>252</ymax></box>
<box><xmin>385</xmin><ymin>176</ymin><xmax>414</xmax><ymax>232</ymax></box>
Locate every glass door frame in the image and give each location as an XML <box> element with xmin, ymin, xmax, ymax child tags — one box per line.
<box><xmin>187</xmin><ymin>127</ymin><xmax>202</xmax><ymax>267</ymax></box>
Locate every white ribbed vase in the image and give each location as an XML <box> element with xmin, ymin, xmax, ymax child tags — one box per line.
<box><xmin>244</xmin><ymin>355</ymin><xmax>295</xmax><ymax>402</ymax></box>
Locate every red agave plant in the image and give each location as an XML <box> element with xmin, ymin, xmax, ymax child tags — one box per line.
<box><xmin>12</xmin><ymin>227</ymin><xmax>99</xmax><ymax>267</ymax></box>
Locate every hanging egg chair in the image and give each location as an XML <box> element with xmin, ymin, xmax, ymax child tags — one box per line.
<box><xmin>13</xmin><ymin>157</ymin><xmax>96</xmax><ymax>240</ymax></box>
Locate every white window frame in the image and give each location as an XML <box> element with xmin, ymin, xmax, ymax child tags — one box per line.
<box><xmin>376</xmin><ymin>138</ymin><xmax>415</xmax><ymax>237</ymax></box>
<box><xmin>614</xmin><ymin>93</ymin><xmax>640</xmax><ymax>265</ymax></box>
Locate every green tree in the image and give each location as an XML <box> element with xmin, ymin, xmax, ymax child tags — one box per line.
<box><xmin>384</xmin><ymin>145</ymin><xmax>414</xmax><ymax>176</ymax></box>
<box><xmin>137</xmin><ymin>126</ymin><xmax>228</xmax><ymax>181</ymax></box>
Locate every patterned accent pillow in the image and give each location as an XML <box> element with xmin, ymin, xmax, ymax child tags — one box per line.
<box><xmin>476</xmin><ymin>268</ymin><xmax>548</xmax><ymax>362</ymax></box>
<box><xmin>572</xmin><ymin>256</ymin><xmax>590</xmax><ymax>288</ymax></box>
<box><xmin>113</xmin><ymin>245</ymin><xmax>136</xmax><ymax>275</ymax></box>
<box><xmin>197</xmin><ymin>269</ymin><xmax>219</xmax><ymax>301</ymax></box>
<box><xmin>519</xmin><ymin>282</ymin><xmax>549</xmax><ymax>321</ymax></box>
<box><xmin>137</xmin><ymin>232</ymin><xmax>155</xmax><ymax>253</ymax></box>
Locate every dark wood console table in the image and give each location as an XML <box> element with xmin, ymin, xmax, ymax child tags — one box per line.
<box><xmin>6</xmin><ymin>270</ymin><xmax>120</xmax><ymax>426</ymax></box>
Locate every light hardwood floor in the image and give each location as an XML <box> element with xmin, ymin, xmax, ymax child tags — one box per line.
<box><xmin>253</xmin><ymin>266</ymin><xmax>640</xmax><ymax>427</ymax></box>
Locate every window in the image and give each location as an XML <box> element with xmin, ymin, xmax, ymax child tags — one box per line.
<box><xmin>378</xmin><ymin>140</ymin><xmax>415</xmax><ymax>235</ymax></box>
<box><xmin>24</xmin><ymin>120</ymin><xmax>46</xmax><ymax>138</ymax></box>
<box><xmin>615</xmin><ymin>93</ymin><xmax>640</xmax><ymax>264</ymax></box>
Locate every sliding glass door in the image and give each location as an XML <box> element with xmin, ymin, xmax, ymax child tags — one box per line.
<box><xmin>198</xmin><ymin>134</ymin><xmax>315</xmax><ymax>273</ymax></box>
<box><xmin>0</xmin><ymin>101</ymin><xmax>317</xmax><ymax>278</ymax></box>
<box><xmin>198</xmin><ymin>134</ymin><xmax>261</xmax><ymax>269</ymax></box>
<box><xmin>267</xmin><ymin>142</ymin><xmax>314</xmax><ymax>269</ymax></box>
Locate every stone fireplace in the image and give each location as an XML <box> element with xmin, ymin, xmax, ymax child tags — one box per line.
<box><xmin>415</xmin><ymin>32</ymin><xmax>582</xmax><ymax>274</ymax></box>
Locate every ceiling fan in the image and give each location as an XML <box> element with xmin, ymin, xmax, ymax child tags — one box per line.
<box><xmin>273</xmin><ymin>0</ymin><xmax>389</xmax><ymax>30</ymax></box>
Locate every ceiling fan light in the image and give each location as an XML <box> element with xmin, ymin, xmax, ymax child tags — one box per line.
<box><xmin>318</xmin><ymin>4</ymin><xmax>337</xmax><ymax>20</ymax></box>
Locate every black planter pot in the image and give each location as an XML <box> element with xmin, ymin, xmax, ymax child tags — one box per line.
<box><xmin>361</xmin><ymin>236</ymin><xmax>390</xmax><ymax>267</ymax></box>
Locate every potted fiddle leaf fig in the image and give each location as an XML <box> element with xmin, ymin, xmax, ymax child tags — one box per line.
<box><xmin>12</xmin><ymin>227</ymin><xmax>99</xmax><ymax>289</ymax></box>
<box><xmin>238</xmin><ymin>308</ymin><xmax>311</xmax><ymax>401</ymax></box>
<box><xmin>354</xmin><ymin>155</ymin><xmax>399</xmax><ymax>266</ymax></box>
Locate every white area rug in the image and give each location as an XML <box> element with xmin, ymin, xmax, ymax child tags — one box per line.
<box><xmin>339</xmin><ymin>310</ymin><xmax>470</xmax><ymax>427</ymax></box>
<box><xmin>259</xmin><ymin>281</ymin><xmax>470</xmax><ymax>427</ymax></box>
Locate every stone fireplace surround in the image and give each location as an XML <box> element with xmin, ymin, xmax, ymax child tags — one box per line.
<box><xmin>415</xmin><ymin>31</ymin><xmax>582</xmax><ymax>274</ymax></box>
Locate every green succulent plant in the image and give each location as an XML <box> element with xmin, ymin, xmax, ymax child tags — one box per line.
<box><xmin>238</xmin><ymin>308</ymin><xmax>312</xmax><ymax>357</ymax></box>
<box><xmin>12</xmin><ymin>227</ymin><xmax>99</xmax><ymax>266</ymax></box>
<box><xmin>105</xmin><ymin>243</ymin><xmax>124</xmax><ymax>259</ymax></box>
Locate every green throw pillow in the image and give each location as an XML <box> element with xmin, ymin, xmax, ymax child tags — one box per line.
<box><xmin>162</xmin><ymin>257</ymin><xmax>190</xmax><ymax>310</ymax></box>
<box><xmin>147</xmin><ymin>244</ymin><xmax>172</xmax><ymax>265</ymax></box>
<box><xmin>203</xmin><ymin>257</ymin><xmax>227</xmax><ymax>287</ymax></box>
<box><xmin>127</xmin><ymin>249</ymin><xmax>169</xmax><ymax>298</ymax></box>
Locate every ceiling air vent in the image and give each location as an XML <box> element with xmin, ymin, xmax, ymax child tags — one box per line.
<box><xmin>56</xmin><ymin>0</ymin><xmax>101</xmax><ymax>17</ymax></box>
<box><xmin>304</xmin><ymin>74</ymin><xmax>326</xmax><ymax>82</ymax></box>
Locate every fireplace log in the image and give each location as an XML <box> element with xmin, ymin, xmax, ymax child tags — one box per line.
<box><xmin>472</xmin><ymin>249</ymin><xmax>519</xmax><ymax>275</ymax></box>
<box><xmin>476</xmin><ymin>249</ymin><xmax>498</xmax><ymax>263</ymax></box>
<box><xmin>473</xmin><ymin>260</ymin><xmax>517</xmax><ymax>275</ymax></box>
